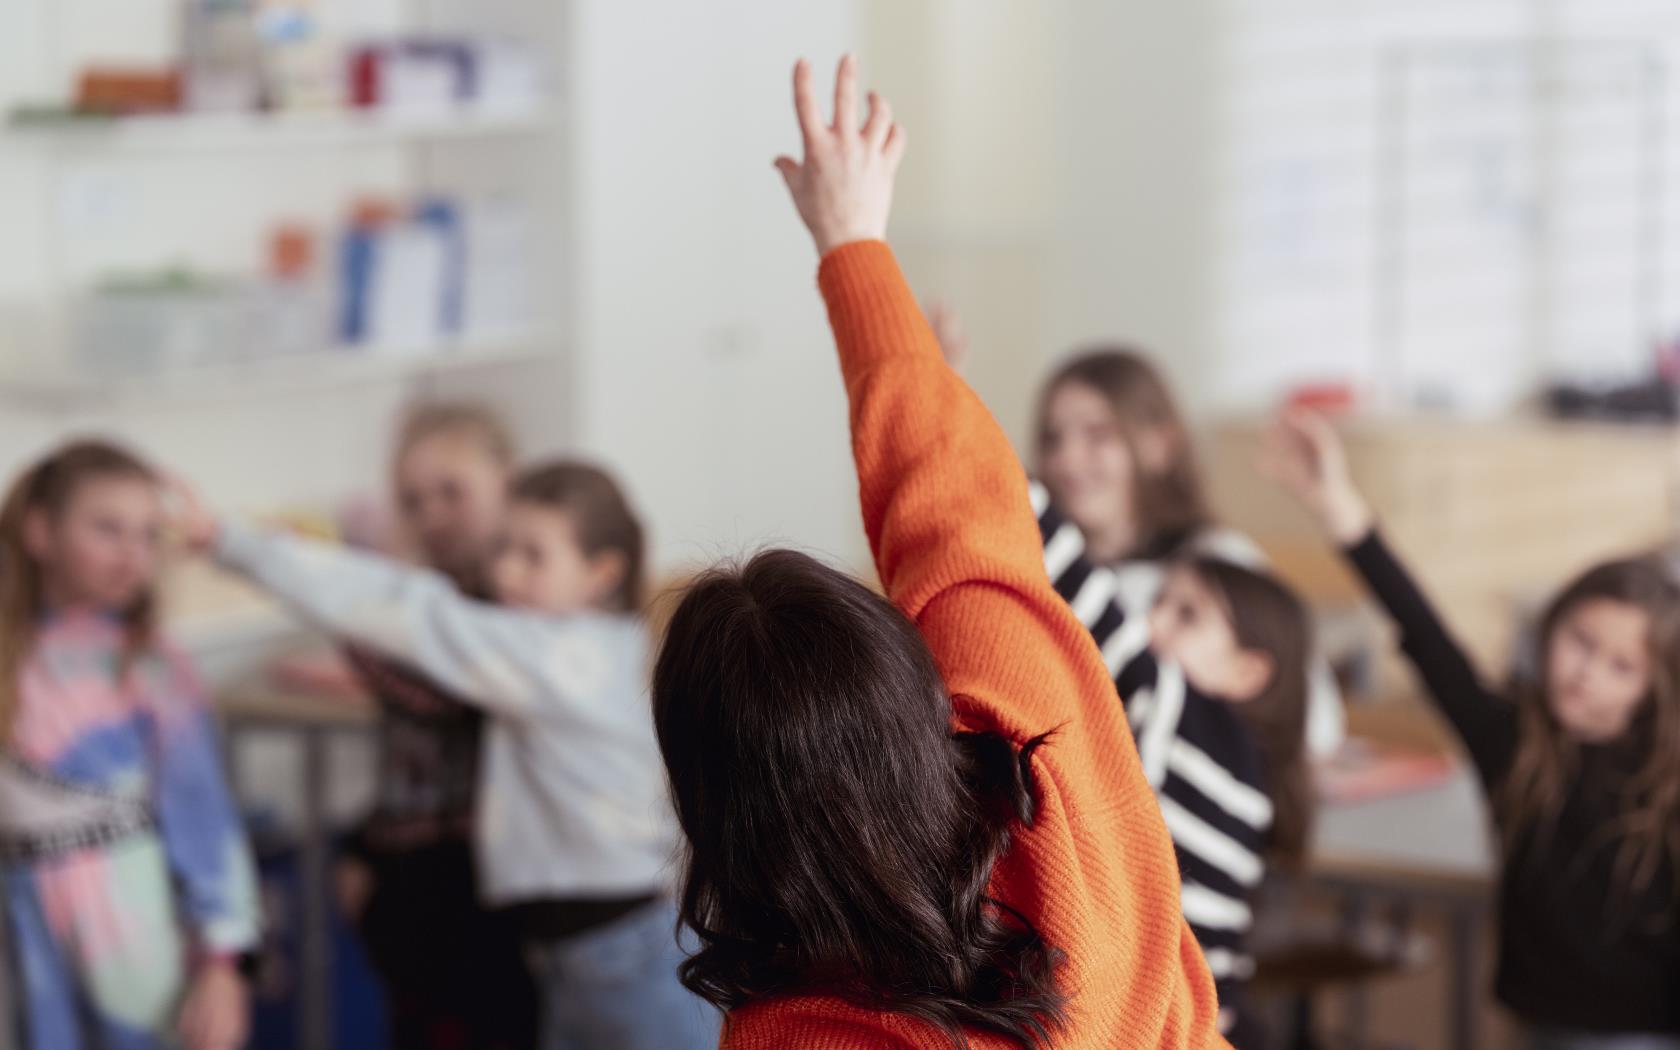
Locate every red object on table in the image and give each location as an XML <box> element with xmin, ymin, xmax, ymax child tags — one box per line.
<box><xmin>1316</xmin><ymin>736</ymin><xmax>1457</xmax><ymax>805</ymax></box>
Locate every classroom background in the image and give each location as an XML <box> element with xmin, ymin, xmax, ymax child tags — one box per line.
<box><xmin>4</xmin><ymin>1</ymin><xmax>1680</xmax><ymax>1048</ymax></box>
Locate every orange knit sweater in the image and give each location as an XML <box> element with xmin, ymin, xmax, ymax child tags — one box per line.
<box><xmin>719</xmin><ymin>241</ymin><xmax>1228</xmax><ymax>1049</ymax></box>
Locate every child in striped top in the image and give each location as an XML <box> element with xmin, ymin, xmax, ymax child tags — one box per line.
<box><xmin>1036</xmin><ymin>481</ymin><xmax>1312</xmax><ymax>1045</ymax></box>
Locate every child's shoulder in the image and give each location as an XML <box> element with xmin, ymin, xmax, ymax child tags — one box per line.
<box><xmin>1178</xmin><ymin>690</ymin><xmax>1267</xmax><ymax>784</ymax></box>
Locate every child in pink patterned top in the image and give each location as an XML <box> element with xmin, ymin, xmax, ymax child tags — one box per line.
<box><xmin>0</xmin><ymin>441</ymin><xmax>260</xmax><ymax>1050</ymax></box>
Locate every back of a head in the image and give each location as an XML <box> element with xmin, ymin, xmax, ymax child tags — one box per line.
<box><xmin>652</xmin><ymin>548</ymin><xmax>1064</xmax><ymax>1047</ymax></box>
<box><xmin>1187</xmin><ymin>555</ymin><xmax>1314</xmax><ymax>861</ymax></box>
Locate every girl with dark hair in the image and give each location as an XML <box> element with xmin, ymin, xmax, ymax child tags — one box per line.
<box><xmin>0</xmin><ymin>441</ymin><xmax>259</xmax><ymax>1050</ymax></box>
<box><xmin>173</xmin><ymin>460</ymin><xmax>715</xmax><ymax>1050</ymax></box>
<box><xmin>1035</xmin><ymin>481</ymin><xmax>1311</xmax><ymax>1044</ymax></box>
<box><xmin>1266</xmin><ymin>410</ymin><xmax>1680</xmax><ymax>1050</ymax></box>
<box><xmin>650</xmin><ymin>55</ymin><xmax>1227</xmax><ymax>1048</ymax></box>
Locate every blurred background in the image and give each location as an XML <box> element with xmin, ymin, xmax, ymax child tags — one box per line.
<box><xmin>4</xmin><ymin>1</ymin><xmax>1680</xmax><ymax>1047</ymax></box>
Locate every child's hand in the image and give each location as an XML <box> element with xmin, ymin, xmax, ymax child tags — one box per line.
<box><xmin>926</xmin><ymin>300</ymin><xmax>969</xmax><ymax>371</ymax></box>
<box><xmin>334</xmin><ymin>856</ymin><xmax>376</xmax><ymax>923</ymax></box>
<box><xmin>162</xmin><ymin>475</ymin><xmax>222</xmax><ymax>555</ymax></box>
<box><xmin>1259</xmin><ymin>410</ymin><xmax>1374</xmax><ymax>545</ymax></box>
<box><xmin>177</xmin><ymin>958</ymin><xmax>249</xmax><ymax>1050</ymax></box>
<box><xmin>774</xmin><ymin>55</ymin><xmax>907</xmax><ymax>256</ymax></box>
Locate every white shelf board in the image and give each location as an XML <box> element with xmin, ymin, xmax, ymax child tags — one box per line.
<box><xmin>6</xmin><ymin>103</ymin><xmax>551</xmax><ymax>154</ymax></box>
<box><xmin>0</xmin><ymin>332</ymin><xmax>554</xmax><ymax>410</ymax></box>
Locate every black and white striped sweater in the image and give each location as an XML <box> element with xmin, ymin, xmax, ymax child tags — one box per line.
<box><xmin>1032</xmin><ymin>482</ymin><xmax>1272</xmax><ymax>1034</ymax></box>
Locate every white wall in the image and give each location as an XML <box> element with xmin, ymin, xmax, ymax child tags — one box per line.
<box><xmin>567</xmin><ymin>1</ymin><xmax>864</xmax><ymax>575</ymax></box>
<box><xmin>0</xmin><ymin>0</ymin><xmax>1228</xmax><ymax>583</ymax></box>
<box><xmin>864</xmin><ymin>0</ymin><xmax>1225</xmax><ymax>447</ymax></box>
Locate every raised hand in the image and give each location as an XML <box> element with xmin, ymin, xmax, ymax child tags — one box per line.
<box><xmin>926</xmin><ymin>300</ymin><xmax>969</xmax><ymax>371</ymax></box>
<box><xmin>162</xmin><ymin>474</ymin><xmax>221</xmax><ymax>555</ymax></box>
<box><xmin>774</xmin><ymin>55</ymin><xmax>907</xmax><ymax>256</ymax></box>
<box><xmin>1259</xmin><ymin>409</ymin><xmax>1374</xmax><ymax>545</ymax></box>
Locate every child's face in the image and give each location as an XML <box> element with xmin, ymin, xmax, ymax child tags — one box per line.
<box><xmin>489</xmin><ymin>503</ymin><xmax>624</xmax><ymax>615</ymax></box>
<box><xmin>1545</xmin><ymin>598</ymin><xmax>1651</xmax><ymax>742</ymax></box>
<box><xmin>396</xmin><ymin>434</ymin><xmax>510</xmax><ymax>583</ymax></box>
<box><xmin>24</xmin><ymin>475</ymin><xmax>162</xmax><ymax>612</ymax></box>
<box><xmin>1148</xmin><ymin>565</ymin><xmax>1273</xmax><ymax>702</ymax></box>
<box><xmin>1040</xmin><ymin>382</ymin><xmax>1139</xmax><ymax>551</ymax></box>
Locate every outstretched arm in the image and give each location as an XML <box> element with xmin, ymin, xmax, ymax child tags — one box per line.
<box><xmin>775</xmin><ymin>56</ymin><xmax>1226</xmax><ymax>1044</ymax></box>
<box><xmin>780</xmin><ymin>58</ymin><xmax>1123</xmax><ymax>740</ymax></box>
<box><xmin>1261</xmin><ymin>411</ymin><xmax>1515</xmax><ymax>774</ymax></box>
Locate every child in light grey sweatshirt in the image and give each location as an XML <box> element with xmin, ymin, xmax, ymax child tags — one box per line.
<box><xmin>201</xmin><ymin>461</ymin><xmax>717</xmax><ymax>1050</ymax></box>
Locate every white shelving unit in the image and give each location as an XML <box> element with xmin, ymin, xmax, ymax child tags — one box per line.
<box><xmin>0</xmin><ymin>96</ymin><xmax>561</xmax><ymax>414</ymax></box>
<box><xmin>0</xmin><ymin>330</ymin><xmax>551</xmax><ymax>409</ymax></box>
<box><xmin>5</xmin><ymin>102</ymin><xmax>550</xmax><ymax>154</ymax></box>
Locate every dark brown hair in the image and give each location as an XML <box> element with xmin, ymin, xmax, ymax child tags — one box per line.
<box><xmin>394</xmin><ymin>401</ymin><xmax>516</xmax><ymax>471</ymax></box>
<box><xmin>1185</xmin><ymin>556</ymin><xmax>1315</xmax><ymax>862</ymax></box>
<box><xmin>0</xmin><ymin>440</ymin><xmax>158</xmax><ymax>736</ymax></box>
<box><xmin>1500</xmin><ymin>556</ymin><xmax>1680</xmax><ymax>897</ymax></box>
<box><xmin>652</xmin><ymin>549</ymin><xmax>1065</xmax><ymax>1048</ymax></box>
<box><xmin>512</xmin><ymin>461</ymin><xmax>645</xmax><ymax>613</ymax></box>
<box><xmin>1035</xmin><ymin>349</ymin><xmax>1212</xmax><ymax>559</ymax></box>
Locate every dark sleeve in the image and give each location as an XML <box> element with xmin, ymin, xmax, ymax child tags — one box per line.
<box><xmin>1343</xmin><ymin>529</ymin><xmax>1516</xmax><ymax>780</ymax></box>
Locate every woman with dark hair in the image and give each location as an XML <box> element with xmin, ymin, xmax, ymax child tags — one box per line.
<box><xmin>650</xmin><ymin>56</ymin><xmax>1226</xmax><ymax>1048</ymax></box>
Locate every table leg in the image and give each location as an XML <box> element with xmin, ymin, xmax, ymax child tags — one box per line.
<box><xmin>299</xmin><ymin>727</ymin><xmax>332</xmax><ymax>1050</ymax></box>
<box><xmin>1447</xmin><ymin>904</ymin><xmax>1479</xmax><ymax>1050</ymax></box>
<box><xmin>1340</xmin><ymin>891</ymin><xmax>1370</xmax><ymax>1049</ymax></box>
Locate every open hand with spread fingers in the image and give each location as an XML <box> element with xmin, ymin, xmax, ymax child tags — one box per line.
<box><xmin>774</xmin><ymin>54</ymin><xmax>907</xmax><ymax>256</ymax></box>
<box><xmin>1259</xmin><ymin>409</ymin><xmax>1375</xmax><ymax>546</ymax></box>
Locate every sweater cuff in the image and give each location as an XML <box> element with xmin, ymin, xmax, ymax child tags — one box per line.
<box><xmin>1341</xmin><ymin>526</ymin><xmax>1385</xmax><ymax>568</ymax></box>
<box><xmin>816</xmin><ymin>239</ymin><xmax>935</xmax><ymax>372</ymax></box>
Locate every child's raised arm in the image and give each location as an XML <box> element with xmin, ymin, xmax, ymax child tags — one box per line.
<box><xmin>1261</xmin><ymin>411</ymin><xmax>1514</xmax><ymax>775</ymax></box>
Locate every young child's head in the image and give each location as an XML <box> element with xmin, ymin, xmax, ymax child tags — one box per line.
<box><xmin>0</xmin><ymin>441</ymin><xmax>161</xmax><ymax>727</ymax></box>
<box><xmin>1150</xmin><ymin>556</ymin><xmax>1313</xmax><ymax>859</ymax></box>
<box><xmin>652</xmin><ymin>549</ymin><xmax>1064</xmax><ymax>1042</ymax></box>
<box><xmin>1034</xmin><ymin>349</ymin><xmax>1210</xmax><ymax>563</ymax></box>
<box><xmin>1533</xmin><ymin>557</ymin><xmax>1678</xmax><ymax>742</ymax></box>
<box><xmin>0</xmin><ymin>440</ymin><xmax>162</xmax><ymax>620</ymax></box>
<box><xmin>488</xmin><ymin>461</ymin><xmax>644</xmax><ymax>616</ymax></box>
<box><xmin>1503</xmin><ymin>555</ymin><xmax>1680</xmax><ymax>889</ymax></box>
<box><xmin>392</xmin><ymin>402</ymin><xmax>516</xmax><ymax>588</ymax></box>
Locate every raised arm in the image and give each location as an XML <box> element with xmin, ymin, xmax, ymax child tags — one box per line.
<box><xmin>778</xmin><ymin>61</ymin><xmax>1122</xmax><ymax>739</ymax></box>
<box><xmin>1261</xmin><ymin>411</ymin><xmax>1515</xmax><ymax>776</ymax></box>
